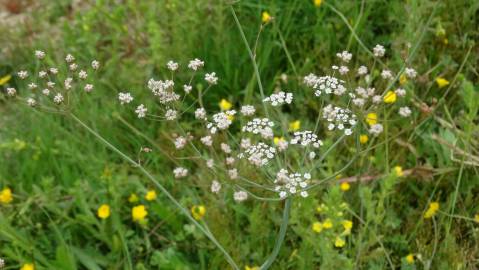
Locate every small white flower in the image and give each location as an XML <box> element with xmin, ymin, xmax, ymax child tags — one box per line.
<box><xmin>263</xmin><ymin>91</ymin><xmax>293</xmax><ymax>106</ymax></box>
<box><xmin>69</xmin><ymin>63</ymin><xmax>78</xmax><ymax>71</ymax></box>
<box><xmin>369</xmin><ymin>123</ymin><xmax>384</xmax><ymax>136</ymax></box>
<box><xmin>226</xmin><ymin>157</ymin><xmax>235</xmax><ymax>165</ymax></box>
<box><xmin>357</xmin><ymin>65</ymin><xmax>368</xmax><ymax>76</ymax></box>
<box><xmin>405</xmin><ymin>67</ymin><xmax>417</xmax><ymax>79</ymax></box>
<box><xmin>35</xmin><ymin>50</ymin><xmax>45</xmax><ymax>59</ymax></box>
<box><xmin>221</xmin><ymin>143</ymin><xmax>232</xmax><ymax>154</ymax></box>
<box><xmin>309</xmin><ymin>151</ymin><xmax>316</xmax><ymax>159</ymax></box>
<box><xmin>65</xmin><ymin>77</ymin><xmax>73</xmax><ymax>90</ymax></box>
<box><xmin>399</xmin><ymin>106</ymin><xmax>412</xmax><ymax>117</ymax></box>
<box><xmin>165</xmin><ymin>109</ymin><xmax>177</xmax><ymax>120</ymax></box>
<box><xmin>118</xmin><ymin>92</ymin><xmax>134</xmax><ymax>105</ymax></box>
<box><xmin>206</xmin><ymin>159</ymin><xmax>214</xmax><ymax>168</ymax></box>
<box><xmin>27</xmin><ymin>98</ymin><xmax>36</xmax><ymax>107</ymax></box>
<box><xmin>201</xmin><ymin>135</ymin><xmax>213</xmax><ymax>146</ymax></box>
<box><xmin>84</xmin><ymin>84</ymin><xmax>94</xmax><ymax>92</ymax></box>
<box><xmin>205</xmin><ymin>72</ymin><xmax>218</xmax><ymax>85</ymax></box>
<box><xmin>240</xmin><ymin>105</ymin><xmax>256</xmax><ymax>116</ymax></box>
<box><xmin>49</xmin><ymin>68</ymin><xmax>59</xmax><ymax>74</ymax></box>
<box><xmin>195</xmin><ymin>107</ymin><xmax>207</xmax><ymax>120</ymax></box>
<box><xmin>17</xmin><ymin>71</ymin><xmax>28</xmax><ymax>79</ymax></box>
<box><xmin>47</xmin><ymin>81</ymin><xmax>55</xmax><ymax>88</ymax></box>
<box><xmin>228</xmin><ymin>168</ymin><xmax>238</xmax><ymax>180</ymax></box>
<box><xmin>167</xmin><ymin>60</ymin><xmax>179</xmax><ymax>71</ymax></box>
<box><xmin>38</xmin><ymin>70</ymin><xmax>47</xmax><ymax>78</ymax></box>
<box><xmin>381</xmin><ymin>69</ymin><xmax>393</xmax><ymax>80</ymax></box>
<box><xmin>395</xmin><ymin>88</ymin><xmax>406</xmax><ymax>97</ymax></box>
<box><xmin>6</xmin><ymin>88</ymin><xmax>16</xmax><ymax>96</ymax></box>
<box><xmin>173</xmin><ymin>167</ymin><xmax>188</xmax><ymax>178</ymax></box>
<box><xmin>42</xmin><ymin>88</ymin><xmax>50</xmax><ymax>96</ymax></box>
<box><xmin>372</xmin><ymin>95</ymin><xmax>382</xmax><ymax>103</ymax></box>
<box><xmin>65</xmin><ymin>54</ymin><xmax>75</xmax><ymax>62</ymax></box>
<box><xmin>28</xmin><ymin>83</ymin><xmax>37</xmax><ymax>89</ymax></box>
<box><xmin>174</xmin><ymin>136</ymin><xmax>187</xmax><ymax>149</ymax></box>
<box><xmin>91</xmin><ymin>60</ymin><xmax>100</xmax><ymax>70</ymax></box>
<box><xmin>373</xmin><ymin>44</ymin><xmax>386</xmax><ymax>57</ymax></box>
<box><xmin>233</xmin><ymin>191</ymin><xmax>248</xmax><ymax>202</ymax></box>
<box><xmin>188</xmin><ymin>58</ymin><xmax>204</xmax><ymax>71</ymax></box>
<box><xmin>53</xmin><ymin>93</ymin><xmax>64</xmax><ymax>104</ymax></box>
<box><xmin>135</xmin><ymin>104</ymin><xmax>147</xmax><ymax>118</ymax></box>
<box><xmin>211</xmin><ymin>180</ymin><xmax>221</xmax><ymax>194</ymax></box>
<box><xmin>336</xmin><ymin>51</ymin><xmax>353</xmax><ymax>62</ymax></box>
<box><xmin>78</xmin><ymin>70</ymin><xmax>88</xmax><ymax>80</ymax></box>
<box><xmin>240</xmin><ymin>138</ymin><xmax>251</xmax><ymax>149</ymax></box>
<box><xmin>0</xmin><ymin>257</ymin><xmax>4</xmax><ymax>268</ymax></box>
<box><xmin>339</xmin><ymin>66</ymin><xmax>349</xmax><ymax>75</ymax></box>
<box><xmin>184</xmin><ymin>85</ymin><xmax>192</xmax><ymax>94</ymax></box>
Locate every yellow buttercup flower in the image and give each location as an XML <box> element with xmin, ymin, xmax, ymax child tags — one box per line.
<box><xmin>322</xmin><ymin>218</ymin><xmax>333</xmax><ymax>229</ymax></box>
<box><xmin>132</xmin><ymin>205</ymin><xmax>148</xmax><ymax>222</ymax></box>
<box><xmin>340</xmin><ymin>182</ymin><xmax>350</xmax><ymax>191</ymax></box>
<box><xmin>342</xmin><ymin>220</ymin><xmax>353</xmax><ymax>230</ymax></box>
<box><xmin>359</xmin><ymin>134</ymin><xmax>369</xmax><ymax>144</ymax></box>
<box><xmin>383</xmin><ymin>91</ymin><xmax>397</xmax><ymax>103</ymax></box>
<box><xmin>334</xmin><ymin>237</ymin><xmax>345</xmax><ymax>248</ymax></box>
<box><xmin>262</xmin><ymin>11</ymin><xmax>272</xmax><ymax>23</ymax></box>
<box><xmin>219</xmin><ymin>99</ymin><xmax>232</xmax><ymax>111</ymax></box>
<box><xmin>128</xmin><ymin>193</ymin><xmax>139</xmax><ymax>203</ymax></box>
<box><xmin>0</xmin><ymin>74</ymin><xmax>12</xmax><ymax>86</ymax></box>
<box><xmin>399</xmin><ymin>74</ymin><xmax>407</xmax><ymax>85</ymax></box>
<box><xmin>273</xmin><ymin>137</ymin><xmax>285</xmax><ymax>145</ymax></box>
<box><xmin>366</xmin><ymin>113</ymin><xmax>377</xmax><ymax>126</ymax></box>
<box><xmin>245</xmin><ymin>266</ymin><xmax>260</xmax><ymax>270</ymax></box>
<box><xmin>20</xmin><ymin>263</ymin><xmax>34</xmax><ymax>270</ymax></box>
<box><xmin>312</xmin><ymin>222</ymin><xmax>323</xmax><ymax>233</ymax></box>
<box><xmin>313</xmin><ymin>0</ymin><xmax>322</xmax><ymax>7</ymax></box>
<box><xmin>145</xmin><ymin>190</ymin><xmax>157</xmax><ymax>201</ymax></box>
<box><xmin>394</xmin><ymin>166</ymin><xmax>404</xmax><ymax>177</ymax></box>
<box><xmin>0</xmin><ymin>187</ymin><xmax>13</xmax><ymax>204</ymax></box>
<box><xmin>435</xmin><ymin>77</ymin><xmax>449</xmax><ymax>88</ymax></box>
<box><xmin>191</xmin><ymin>205</ymin><xmax>206</xmax><ymax>220</ymax></box>
<box><xmin>405</xmin><ymin>254</ymin><xmax>415</xmax><ymax>264</ymax></box>
<box><xmin>424</xmin><ymin>202</ymin><xmax>439</xmax><ymax>219</ymax></box>
<box><xmin>97</xmin><ymin>204</ymin><xmax>111</xmax><ymax>219</ymax></box>
<box><xmin>289</xmin><ymin>120</ymin><xmax>301</xmax><ymax>131</ymax></box>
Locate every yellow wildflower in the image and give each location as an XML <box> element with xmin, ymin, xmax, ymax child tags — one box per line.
<box><xmin>334</xmin><ymin>237</ymin><xmax>345</xmax><ymax>248</ymax></box>
<box><xmin>366</xmin><ymin>113</ymin><xmax>377</xmax><ymax>126</ymax></box>
<box><xmin>261</xmin><ymin>11</ymin><xmax>272</xmax><ymax>23</ymax></box>
<box><xmin>191</xmin><ymin>205</ymin><xmax>206</xmax><ymax>220</ymax></box>
<box><xmin>383</xmin><ymin>91</ymin><xmax>397</xmax><ymax>104</ymax></box>
<box><xmin>340</xmin><ymin>182</ymin><xmax>350</xmax><ymax>191</ymax></box>
<box><xmin>359</xmin><ymin>134</ymin><xmax>369</xmax><ymax>144</ymax></box>
<box><xmin>289</xmin><ymin>120</ymin><xmax>301</xmax><ymax>132</ymax></box>
<box><xmin>312</xmin><ymin>222</ymin><xmax>323</xmax><ymax>233</ymax></box>
<box><xmin>0</xmin><ymin>187</ymin><xmax>13</xmax><ymax>204</ymax></box>
<box><xmin>273</xmin><ymin>137</ymin><xmax>285</xmax><ymax>145</ymax></box>
<box><xmin>132</xmin><ymin>205</ymin><xmax>148</xmax><ymax>222</ymax></box>
<box><xmin>145</xmin><ymin>190</ymin><xmax>157</xmax><ymax>201</ymax></box>
<box><xmin>0</xmin><ymin>74</ymin><xmax>12</xmax><ymax>86</ymax></box>
<box><xmin>342</xmin><ymin>220</ymin><xmax>353</xmax><ymax>230</ymax></box>
<box><xmin>475</xmin><ymin>214</ymin><xmax>479</xmax><ymax>223</ymax></box>
<box><xmin>97</xmin><ymin>204</ymin><xmax>111</xmax><ymax>219</ymax></box>
<box><xmin>20</xmin><ymin>263</ymin><xmax>34</xmax><ymax>270</ymax></box>
<box><xmin>394</xmin><ymin>166</ymin><xmax>404</xmax><ymax>177</ymax></box>
<box><xmin>436</xmin><ymin>77</ymin><xmax>449</xmax><ymax>88</ymax></box>
<box><xmin>424</xmin><ymin>202</ymin><xmax>439</xmax><ymax>219</ymax></box>
<box><xmin>323</xmin><ymin>218</ymin><xmax>333</xmax><ymax>229</ymax></box>
<box><xmin>219</xmin><ymin>99</ymin><xmax>232</xmax><ymax>111</ymax></box>
<box><xmin>245</xmin><ymin>266</ymin><xmax>260</xmax><ymax>270</ymax></box>
<box><xmin>313</xmin><ymin>0</ymin><xmax>322</xmax><ymax>7</ymax></box>
<box><xmin>405</xmin><ymin>253</ymin><xmax>415</xmax><ymax>264</ymax></box>
<box><xmin>128</xmin><ymin>193</ymin><xmax>139</xmax><ymax>203</ymax></box>
<box><xmin>399</xmin><ymin>74</ymin><xmax>407</xmax><ymax>85</ymax></box>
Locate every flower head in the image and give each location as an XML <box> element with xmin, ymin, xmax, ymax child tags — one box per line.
<box><xmin>383</xmin><ymin>91</ymin><xmax>397</xmax><ymax>103</ymax></box>
<box><xmin>262</xmin><ymin>11</ymin><xmax>272</xmax><ymax>23</ymax></box>
<box><xmin>334</xmin><ymin>237</ymin><xmax>345</xmax><ymax>248</ymax></box>
<box><xmin>365</xmin><ymin>113</ymin><xmax>377</xmax><ymax>126</ymax></box>
<box><xmin>132</xmin><ymin>205</ymin><xmax>148</xmax><ymax>222</ymax></box>
<box><xmin>0</xmin><ymin>74</ymin><xmax>11</xmax><ymax>86</ymax></box>
<box><xmin>405</xmin><ymin>254</ymin><xmax>415</xmax><ymax>264</ymax></box>
<box><xmin>0</xmin><ymin>187</ymin><xmax>13</xmax><ymax>204</ymax></box>
<box><xmin>219</xmin><ymin>99</ymin><xmax>232</xmax><ymax>110</ymax></box>
<box><xmin>145</xmin><ymin>190</ymin><xmax>157</xmax><ymax>201</ymax></box>
<box><xmin>340</xmin><ymin>182</ymin><xmax>350</xmax><ymax>191</ymax></box>
<box><xmin>20</xmin><ymin>263</ymin><xmax>34</xmax><ymax>270</ymax></box>
<box><xmin>424</xmin><ymin>202</ymin><xmax>439</xmax><ymax>219</ymax></box>
<box><xmin>289</xmin><ymin>120</ymin><xmax>301</xmax><ymax>132</ymax></box>
<box><xmin>436</xmin><ymin>77</ymin><xmax>449</xmax><ymax>88</ymax></box>
<box><xmin>394</xmin><ymin>166</ymin><xmax>404</xmax><ymax>177</ymax></box>
<box><xmin>359</xmin><ymin>134</ymin><xmax>369</xmax><ymax>144</ymax></box>
<box><xmin>128</xmin><ymin>193</ymin><xmax>139</xmax><ymax>203</ymax></box>
<box><xmin>312</xmin><ymin>222</ymin><xmax>323</xmax><ymax>233</ymax></box>
<box><xmin>97</xmin><ymin>204</ymin><xmax>111</xmax><ymax>219</ymax></box>
<box><xmin>191</xmin><ymin>205</ymin><xmax>206</xmax><ymax>220</ymax></box>
<box><xmin>313</xmin><ymin>0</ymin><xmax>322</xmax><ymax>7</ymax></box>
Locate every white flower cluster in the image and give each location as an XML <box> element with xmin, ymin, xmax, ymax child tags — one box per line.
<box><xmin>135</xmin><ymin>104</ymin><xmax>147</xmax><ymax>118</ymax></box>
<box><xmin>188</xmin><ymin>58</ymin><xmax>204</xmax><ymax>71</ymax></box>
<box><xmin>147</xmin><ymin>79</ymin><xmax>180</xmax><ymax>104</ymax></box>
<box><xmin>290</xmin><ymin>131</ymin><xmax>323</xmax><ymax>148</ymax></box>
<box><xmin>205</xmin><ymin>72</ymin><xmax>218</xmax><ymax>85</ymax></box>
<box><xmin>240</xmin><ymin>105</ymin><xmax>255</xmax><ymax>116</ymax></box>
<box><xmin>263</xmin><ymin>91</ymin><xmax>293</xmax><ymax>106</ymax></box>
<box><xmin>167</xmin><ymin>60</ymin><xmax>179</xmax><ymax>71</ymax></box>
<box><xmin>373</xmin><ymin>44</ymin><xmax>386</xmax><ymax>57</ymax></box>
<box><xmin>322</xmin><ymin>104</ymin><xmax>356</xmax><ymax>135</ymax></box>
<box><xmin>195</xmin><ymin>107</ymin><xmax>207</xmax><ymax>120</ymax></box>
<box><xmin>274</xmin><ymin>169</ymin><xmax>310</xmax><ymax>198</ymax></box>
<box><xmin>241</xmin><ymin>118</ymin><xmax>274</xmax><ymax>139</ymax></box>
<box><xmin>6</xmin><ymin>87</ymin><xmax>16</xmax><ymax>96</ymax></box>
<box><xmin>336</xmin><ymin>51</ymin><xmax>352</xmax><ymax>62</ymax></box>
<box><xmin>305</xmin><ymin>75</ymin><xmax>347</xmax><ymax>96</ymax></box>
<box><xmin>165</xmin><ymin>109</ymin><xmax>177</xmax><ymax>120</ymax></box>
<box><xmin>233</xmin><ymin>191</ymin><xmax>248</xmax><ymax>202</ymax></box>
<box><xmin>118</xmin><ymin>92</ymin><xmax>134</xmax><ymax>105</ymax></box>
<box><xmin>173</xmin><ymin>167</ymin><xmax>188</xmax><ymax>178</ymax></box>
<box><xmin>211</xmin><ymin>180</ymin><xmax>221</xmax><ymax>194</ymax></box>
<box><xmin>206</xmin><ymin>110</ymin><xmax>236</xmax><ymax>133</ymax></box>
<box><xmin>0</xmin><ymin>257</ymin><xmax>4</xmax><ymax>268</ymax></box>
<box><xmin>369</xmin><ymin>124</ymin><xmax>384</xmax><ymax>136</ymax></box>
<box><xmin>405</xmin><ymin>67</ymin><xmax>417</xmax><ymax>79</ymax></box>
<box><xmin>238</xmin><ymin>142</ymin><xmax>276</xmax><ymax>167</ymax></box>
<box><xmin>53</xmin><ymin>93</ymin><xmax>64</xmax><ymax>104</ymax></box>
<box><xmin>350</xmin><ymin>87</ymin><xmax>376</xmax><ymax>107</ymax></box>
<box><xmin>174</xmin><ymin>136</ymin><xmax>187</xmax><ymax>149</ymax></box>
<box><xmin>399</xmin><ymin>106</ymin><xmax>412</xmax><ymax>117</ymax></box>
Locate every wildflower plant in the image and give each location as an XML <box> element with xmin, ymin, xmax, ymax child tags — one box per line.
<box><xmin>3</xmin><ymin>10</ymin><xmax>421</xmax><ymax>270</ymax></box>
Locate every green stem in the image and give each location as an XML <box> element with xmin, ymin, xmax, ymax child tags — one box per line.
<box><xmin>70</xmin><ymin>113</ymin><xmax>240</xmax><ymax>270</ymax></box>
<box><xmin>260</xmin><ymin>198</ymin><xmax>292</xmax><ymax>270</ymax></box>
